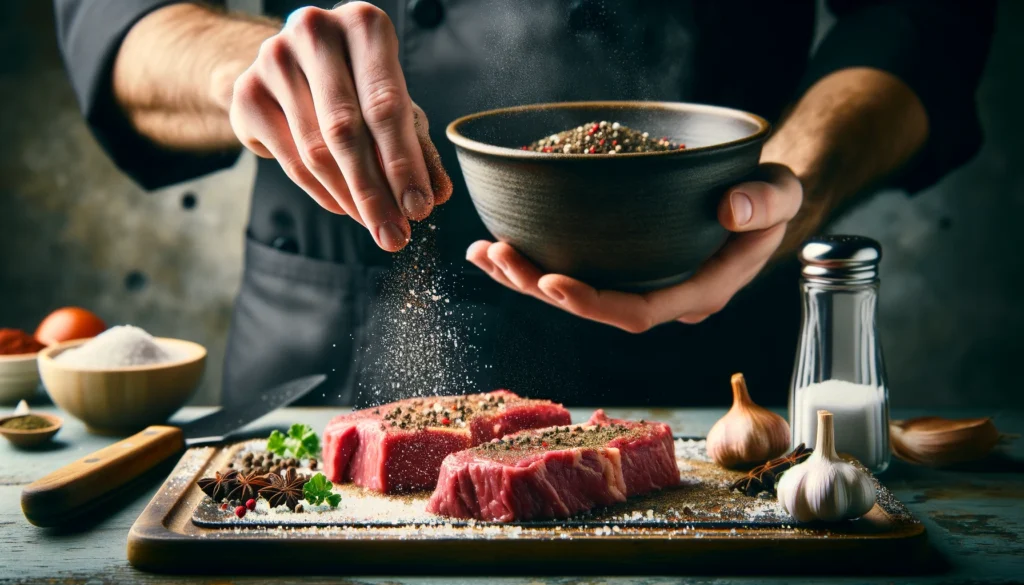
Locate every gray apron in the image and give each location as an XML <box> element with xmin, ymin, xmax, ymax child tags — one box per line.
<box><xmin>222</xmin><ymin>0</ymin><xmax>815</xmax><ymax>409</ymax></box>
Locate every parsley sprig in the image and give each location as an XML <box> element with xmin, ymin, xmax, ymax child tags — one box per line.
<box><xmin>267</xmin><ymin>423</ymin><xmax>321</xmax><ymax>460</ymax></box>
<box><xmin>303</xmin><ymin>473</ymin><xmax>341</xmax><ymax>508</ymax></box>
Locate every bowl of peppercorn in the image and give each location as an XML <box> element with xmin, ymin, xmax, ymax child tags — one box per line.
<box><xmin>447</xmin><ymin>101</ymin><xmax>771</xmax><ymax>291</ymax></box>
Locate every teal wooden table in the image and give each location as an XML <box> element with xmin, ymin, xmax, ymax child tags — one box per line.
<box><xmin>2</xmin><ymin>406</ymin><xmax>1021</xmax><ymax>584</ymax></box>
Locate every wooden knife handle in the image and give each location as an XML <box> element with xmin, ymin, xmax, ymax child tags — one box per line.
<box><xmin>21</xmin><ymin>425</ymin><xmax>185</xmax><ymax>527</ymax></box>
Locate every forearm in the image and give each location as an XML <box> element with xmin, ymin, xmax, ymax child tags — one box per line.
<box><xmin>761</xmin><ymin>67</ymin><xmax>929</xmax><ymax>256</ymax></box>
<box><xmin>112</xmin><ymin>2</ymin><xmax>279</xmax><ymax>151</ymax></box>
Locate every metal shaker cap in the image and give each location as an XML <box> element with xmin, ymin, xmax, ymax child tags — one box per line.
<box><xmin>799</xmin><ymin>235</ymin><xmax>881</xmax><ymax>284</ymax></box>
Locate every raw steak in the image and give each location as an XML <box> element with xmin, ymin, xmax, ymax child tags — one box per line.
<box><xmin>426</xmin><ymin>410</ymin><xmax>679</xmax><ymax>522</ymax></box>
<box><xmin>322</xmin><ymin>390</ymin><xmax>572</xmax><ymax>493</ymax></box>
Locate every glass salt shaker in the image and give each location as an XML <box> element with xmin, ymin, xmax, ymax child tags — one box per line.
<box><xmin>789</xmin><ymin>235</ymin><xmax>890</xmax><ymax>473</ymax></box>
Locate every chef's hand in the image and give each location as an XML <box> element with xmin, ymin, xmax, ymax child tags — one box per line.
<box><xmin>466</xmin><ymin>163</ymin><xmax>803</xmax><ymax>332</ymax></box>
<box><xmin>227</xmin><ymin>2</ymin><xmax>453</xmax><ymax>251</ymax></box>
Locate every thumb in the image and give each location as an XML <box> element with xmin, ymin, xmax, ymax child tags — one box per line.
<box><xmin>717</xmin><ymin>163</ymin><xmax>802</xmax><ymax>232</ymax></box>
<box><xmin>412</xmin><ymin>102</ymin><xmax>454</xmax><ymax>205</ymax></box>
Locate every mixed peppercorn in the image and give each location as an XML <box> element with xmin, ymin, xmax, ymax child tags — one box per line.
<box><xmin>377</xmin><ymin>393</ymin><xmax>511</xmax><ymax>431</ymax></box>
<box><xmin>523</xmin><ymin>121</ymin><xmax>686</xmax><ymax>154</ymax></box>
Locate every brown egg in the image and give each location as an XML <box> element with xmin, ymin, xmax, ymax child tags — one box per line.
<box><xmin>35</xmin><ymin>307</ymin><xmax>107</xmax><ymax>345</ymax></box>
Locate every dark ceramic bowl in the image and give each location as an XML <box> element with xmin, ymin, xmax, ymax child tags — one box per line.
<box><xmin>448</xmin><ymin>101</ymin><xmax>771</xmax><ymax>291</ymax></box>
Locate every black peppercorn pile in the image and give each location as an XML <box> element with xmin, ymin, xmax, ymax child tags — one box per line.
<box><xmin>228</xmin><ymin>451</ymin><xmax>314</xmax><ymax>476</ymax></box>
<box><xmin>523</xmin><ymin>121</ymin><xmax>686</xmax><ymax>154</ymax></box>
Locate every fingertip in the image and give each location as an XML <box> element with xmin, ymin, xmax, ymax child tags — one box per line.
<box><xmin>466</xmin><ymin>240</ymin><xmax>492</xmax><ymax>262</ymax></box>
<box><xmin>488</xmin><ymin>241</ymin><xmax>522</xmax><ymax>260</ymax></box>
<box><xmin>432</xmin><ymin>171</ymin><xmax>454</xmax><ymax>205</ymax></box>
<box><xmin>376</xmin><ymin>220</ymin><xmax>410</xmax><ymax>252</ymax></box>
<box><xmin>401</xmin><ymin>187</ymin><xmax>434</xmax><ymax>221</ymax></box>
<box><xmin>677</xmin><ymin>313</ymin><xmax>710</xmax><ymax>325</ymax></box>
<box><xmin>538</xmin><ymin>274</ymin><xmax>587</xmax><ymax>302</ymax></box>
<box><xmin>485</xmin><ymin>242</ymin><xmax>516</xmax><ymax>273</ymax></box>
<box><xmin>720</xmin><ymin>181</ymin><xmax>768</xmax><ymax>231</ymax></box>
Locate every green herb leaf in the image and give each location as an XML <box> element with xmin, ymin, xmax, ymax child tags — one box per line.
<box><xmin>266</xmin><ymin>424</ymin><xmax>321</xmax><ymax>459</ymax></box>
<box><xmin>267</xmin><ymin>429</ymin><xmax>287</xmax><ymax>457</ymax></box>
<box><xmin>303</xmin><ymin>472</ymin><xmax>340</xmax><ymax>508</ymax></box>
<box><xmin>291</xmin><ymin>423</ymin><xmax>321</xmax><ymax>458</ymax></box>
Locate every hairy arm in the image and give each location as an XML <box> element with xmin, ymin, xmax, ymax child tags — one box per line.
<box><xmin>112</xmin><ymin>3</ymin><xmax>279</xmax><ymax>151</ymax></box>
<box><xmin>763</xmin><ymin>67</ymin><xmax>929</xmax><ymax>257</ymax></box>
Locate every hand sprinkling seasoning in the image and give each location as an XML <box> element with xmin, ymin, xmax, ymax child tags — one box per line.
<box><xmin>523</xmin><ymin>121</ymin><xmax>686</xmax><ymax>154</ymax></box>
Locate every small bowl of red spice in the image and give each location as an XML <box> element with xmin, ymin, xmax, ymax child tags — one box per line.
<box><xmin>0</xmin><ymin>329</ymin><xmax>48</xmax><ymax>404</ymax></box>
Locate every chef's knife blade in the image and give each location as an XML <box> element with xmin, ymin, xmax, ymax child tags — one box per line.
<box><xmin>181</xmin><ymin>374</ymin><xmax>326</xmax><ymax>445</ymax></box>
<box><xmin>22</xmin><ymin>374</ymin><xmax>327</xmax><ymax>527</ymax></box>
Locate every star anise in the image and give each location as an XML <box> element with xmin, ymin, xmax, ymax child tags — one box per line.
<box><xmin>729</xmin><ymin>443</ymin><xmax>813</xmax><ymax>497</ymax></box>
<box><xmin>226</xmin><ymin>469</ymin><xmax>271</xmax><ymax>502</ymax></box>
<box><xmin>259</xmin><ymin>467</ymin><xmax>306</xmax><ymax>511</ymax></box>
<box><xmin>197</xmin><ymin>470</ymin><xmax>238</xmax><ymax>502</ymax></box>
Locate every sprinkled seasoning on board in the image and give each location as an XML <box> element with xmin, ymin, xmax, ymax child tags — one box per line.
<box><xmin>524</xmin><ymin>121</ymin><xmax>686</xmax><ymax>154</ymax></box>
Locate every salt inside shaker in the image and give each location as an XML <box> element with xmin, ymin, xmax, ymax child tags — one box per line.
<box><xmin>789</xmin><ymin>235</ymin><xmax>890</xmax><ymax>473</ymax></box>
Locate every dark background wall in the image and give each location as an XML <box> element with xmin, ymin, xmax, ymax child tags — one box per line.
<box><xmin>1</xmin><ymin>1</ymin><xmax>1022</xmax><ymax>407</ymax></box>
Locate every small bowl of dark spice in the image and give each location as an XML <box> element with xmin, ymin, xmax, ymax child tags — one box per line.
<box><xmin>448</xmin><ymin>101</ymin><xmax>770</xmax><ymax>291</ymax></box>
<box><xmin>0</xmin><ymin>412</ymin><xmax>62</xmax><ymax>448</ymax></box>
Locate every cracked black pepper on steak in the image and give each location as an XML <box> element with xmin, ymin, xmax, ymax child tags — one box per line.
<box><xmin>477</xmin><ymin>422</ymin><xmax>643</xmax><ymax>455</ymax></box>
<box><xmin>523</xmin><ymin>121</ymin><xmax>686</xmax><ymax>154</ymax></box>
<box><xmin>377</xmin><ymin>392</ymin><xmax>510</xmax><ymax>431</ymax></box>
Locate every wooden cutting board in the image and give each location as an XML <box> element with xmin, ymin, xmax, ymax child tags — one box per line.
<box><xmin>127</xmin><ymin>438</ymin><xmax>926</xmax><ymax>575</ymax></box>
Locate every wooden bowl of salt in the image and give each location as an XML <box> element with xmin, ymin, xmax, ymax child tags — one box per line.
<box><xmin>38</xmin><ymin>326</ymin><xmax>206</xmax><ymax>435</ymax></box>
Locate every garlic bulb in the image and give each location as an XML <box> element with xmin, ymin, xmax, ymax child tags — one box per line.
<box><xmin>706</xmin><ymin>373</ymin><xmax>790</xmax><ymax>469</ymax></box>
<box><xmin>777</xmin><ymin>410</ymin><xmax>876</xmax><ymax>522</ymax></box>
<box><xmin>891</xmin><ymin>416</ymin><xmax>999</xmax><ymax>467</ymax></box>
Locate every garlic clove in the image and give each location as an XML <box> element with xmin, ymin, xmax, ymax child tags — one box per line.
<box><xmin>777</xmin><ymin>410</ymin><xmax>876</xmax><ymax>522</ymax></box>
<box><xmin>890</xmin><ymin>416</ymin><xmax>1000</xmax><ymax>467</ymax></box>
<box><xmin>706</xmin><ymin>373</ymin><xmax>790</xmax><ymax>469</ymax></box>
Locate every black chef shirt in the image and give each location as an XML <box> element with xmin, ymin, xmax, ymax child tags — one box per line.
<box><xmin>54</xmin><ymin>0</ymin><xmax>994</xmax><ymax>408</ymax></box>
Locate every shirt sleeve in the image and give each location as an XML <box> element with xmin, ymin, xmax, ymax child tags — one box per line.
<box><xmin>801</xmin><ymin>0</ymin><xmax>997</xmax><ymax>193</ymax></box>
<box><xmin>54</xmin><ymin>0</ymin><xmax>240</xmax><ymax>190</ymax></box>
